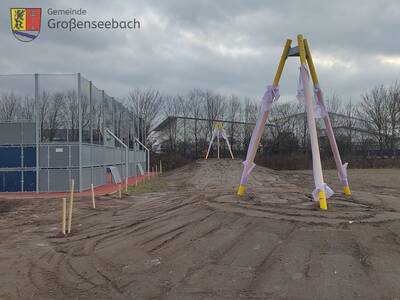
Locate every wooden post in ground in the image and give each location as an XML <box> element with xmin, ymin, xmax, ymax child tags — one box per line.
<box><xmin>217</xmin><ymin>131</ymin><xmax>220</xmax><ymax>159</ymax></box>
<box><xmin>91</xmin><ymin>184</ymin><xmax>96</xmax><ymax>209</ymax></box>
<box><xmin>62</xmin><ymin>198</ymin><xmax>66</xmax><ymax>235</ymax></box>
<box><xmin>155</xmin><ymin>164</ymin><xmax>158</xmax><ymax>176</ymax></box>
<box><xmin>118</xmin><ymin>184</ymin><xmax>122</xmax><ymax>198</ymax></box>
<box><xmin>67</xmin><ymin>179</ymin><xmax>75</xmax><ymax>234</ymax></box>
<box><xmin>70</xmin><ymin>179</ymin><xmax>74</xmax><ymax>204</ymax></box>
<box><xmin>160</xmin><ymin>160</ymin><xmax>162</xmax><ymax>174</ymax></box>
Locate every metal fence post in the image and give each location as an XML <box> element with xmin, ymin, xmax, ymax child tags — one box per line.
<box><xmin>147</xmin><ymin>148</ymin><xmax>150</xmax><ymax>173</ymax></box>
<box><xmin>78</xmin><ymin>73</ymin><xmax>82</xmax><ymax>192</ymax></box>
<box><xmin>34</xmin><ymin>73</ymin><xmax>39</xmax><ymax>193</ymax></box>
<box><xmin>90</xmin><ymin>81</ymin><xmax>93</xmax><ymax>186</ymax></box>
<box><xmin>102</xmin><ymin>90</ymin><xmax>105</xmax><ymax>184</ymax></box>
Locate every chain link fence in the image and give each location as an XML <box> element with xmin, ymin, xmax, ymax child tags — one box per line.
<box><xmin>0</xmin><ymin>73</ymin><xmax>147</xmax><ymax>192</ymax></box>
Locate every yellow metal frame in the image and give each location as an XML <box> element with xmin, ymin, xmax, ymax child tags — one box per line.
<box><xmin>303</xmin><ymin>39</ymin><xmax>319</xmax><ymax>85</ymax></box>
<box><xmin>238</xmin><ymin>34</ymin><xmax>352</xmax><ymax>211</ymax></box>
<box><xmin>304</xmin><ymin>39</ymin><xmax>351</xmax><ymax>197</ymax></box>
<box><xmin>237</xmin><ymin>39</ymin><xmax>291</xmax><ymax>197</ymax></box>
<box><xmin>273</xmin><ymin>39</ymin><xmax>292</xmax><ymax>87</ymax></box>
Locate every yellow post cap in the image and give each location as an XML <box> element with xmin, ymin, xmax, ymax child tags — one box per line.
<box><xmin>319</xmin><ymin>189</ymin><xmax>328</xmax><ymax>210</ymax></box>
<box><xmin>237</xmin><ymin>184</ymin><xmax>246</xmax><ymax>196</ymax></box>
<box><xmin>343</xmin><ymin>185</ymin><xmax>351</xmax><ymax>196</ymax></box>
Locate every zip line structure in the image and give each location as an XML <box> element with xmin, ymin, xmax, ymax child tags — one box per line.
<box><xmin>205</xmin><ymin>122</ymin><xmax>234</xmax><ymax>160</ymax></box>
<box><xmin>237</xmin><ymin>34</ymin><xmax>351</xmax><ymax>210</ymax></box>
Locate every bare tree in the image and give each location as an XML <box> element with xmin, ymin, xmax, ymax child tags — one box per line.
<box><xmin>128</xmin><ymin>88</ymin><xmax>163</xmax><ymax>146</ymax></box>
<box><xmin>204</xmin><ymin>91</ymin><xmax>226</xmax><ymax>136</ymax></box>
<box><xmin>176</xmin><ymin>95</ymin><xmax>191</xmax><ymax>157</ymax></box>
<box><xmin>387</xmin><ymin>82</ymin><xmax>400</xmax><ymax>155</ymax></box>
<box><xmin>0</xmin><ymin>93</ymin><xmax>21</xmax><ymax>121</ymax></box>
<box><xmin>188</xmin><ymin>89</ymin><xmax>205</xmax><ymax>157</ymax></box>
<box><xmin>358</xmin><ymin>85</ymin><xmax>390</xmax><ymax>154</ymax></box>
<box><xmin>340</xmin><ymin>98</ymin><xmax>357</xmax><ymax>153</ymax></box>
<box><xmin>227</xmin><ymin>95</ymin><xmax>241</xmax><ymax>152</ymax></box>
<box><xmin>48</xmin><ymin>92</ymin><xmax>65</xmax><ymax>141</ymax></box>
<box><xmin>325</xmin><ymin>93</ymin><xmax>342</xmax><ymax>127</ymax></box>
<box><xmin>163</xmin><ymin>95</ymin><xmax>181</xmax><ymax>151</ymax></box>
<box><xmin>62</xmin><ymin>90</ymin><xmax>79</xmax><ymax>142</ymax></box>
<box><xmin>20</xmin><ymin>95</ymin><xmax>35</xmax><ymax>120</ymax></box>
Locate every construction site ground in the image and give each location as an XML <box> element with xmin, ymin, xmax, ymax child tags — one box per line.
<box><xmin>1</xmin><ymin>159</ymin><xmax>400</xmax><ymax>299</ymax></box>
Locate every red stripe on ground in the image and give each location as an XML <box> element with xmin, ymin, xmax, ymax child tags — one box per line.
<box><xmin>0</xmin><ymin>172</ymin><xmax>155</xmax><ymax>199</ymax></box>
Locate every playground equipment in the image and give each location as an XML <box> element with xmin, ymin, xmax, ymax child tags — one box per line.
<box><xmin>237</xmin><ymin>34</ymin><xmax>351</xmax><ymax>210</ymax></box>
<box><xmin>205</xmin><ymin>122</ymin><xmax>234</xmax><ymax>159</ymax></box>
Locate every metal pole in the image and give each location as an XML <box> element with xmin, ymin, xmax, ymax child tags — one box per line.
<box><xmin>134</xmin><ymin>137</ymin><xmax>150</xmax><ymax>174</ymax></box>
<box><xmin>304</xmin><ymin>39</ymin><xmax>351</xmax><ymax>196</ymax></box>
<box><xmin>298</xmin><ymin>34</ymin><xmax>327</xmax><ymax>210</ymax></box>
<box><xmin>137</xmin><ymin>99</ymin><xmax>139</xmax><ymax>145</ymax></box>
<box><xmin>34</xmin><ymin>73</ymin><xmax>39</xmax><ymax>193</ymax></box>
<box><xmin>89</xmin><ymin>81</ymin><xmax>93</xmax><ymax>187</ymax></box>
<box><xmin>237</xmin><ymin>39</ymin><xmax>291</xmax><ymax>196</ymax></box>
<box><xmin>126</xmin><ymin>146</ymin><xmax>129</xmax><ymax>191</ymax></box>
<box><xmin>102</xmin><ymin>90</ymin><xmax>106</xmax><ymax>184</ymax></box>
<box><xmin>78</xmin><ymin>73</ymin><xmax>82</xmax><ymax>192</ymax></box>
<box><xmin>147</xmin><ymin>148</ymin><xmax>150</xmax><ymax>173</ymax></box>
<box><xmin>106</xmin><ymin>129</ymin><xmax>129</xmax><ymax>189</ymax></box>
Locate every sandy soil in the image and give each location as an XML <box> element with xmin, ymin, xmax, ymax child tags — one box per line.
<box><xmin>1</xmin><ymin>159</ymin><xmax>400</xmax><ymax>300</ymax></box>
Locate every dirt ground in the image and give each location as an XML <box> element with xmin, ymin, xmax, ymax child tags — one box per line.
<box><xmin>1</xmin><ymin>160</ymin><xmax>400</xmax><ymax>300</ymax></box>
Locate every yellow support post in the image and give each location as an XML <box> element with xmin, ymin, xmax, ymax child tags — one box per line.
<box><xmin>297</xmin><ymin>34</ymin><xmax>307</xmax><ymax>65</ymax></box>
<box><xmin>297</xmin><ymin>34</ymin><xmax>327</xmax><ymax>210</ymax></box>
<box><xmin>272</xmin><ymin>39</ymin><xmax>292</xmax><ymax>87</ymax></box>
<box><xmin>304</xmin><ymin>39</ymin><xmax>351</xmax><ymax>197</ymax></box>
<box><xmin>303</xmin><ymin>39</ymin><xmax>319</xmax><ymax>85</ymax></box>
<box><xmin>237</xmin><ymin>39</ymin><xmax>291</xmax><ymax>197</ymax></box>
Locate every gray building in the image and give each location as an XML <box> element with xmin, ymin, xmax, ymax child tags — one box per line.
<box><xmin>0</xmin><ymin>73</ymin><xmax>148</xmax><ymax>192</ymax></box>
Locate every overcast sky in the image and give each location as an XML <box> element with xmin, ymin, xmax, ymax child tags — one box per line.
<box><xmin>1</xmin><ymin>0</ymin><xmax>400</xmax><ymax>103</ymax></box>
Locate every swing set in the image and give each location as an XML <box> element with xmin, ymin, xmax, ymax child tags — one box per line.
<box><xmin>237</xmin><ymin>34</ymin><xmax>351</xmax><ymax>210</ymax></box>
<box><xmin>205</xmin><ymin>122</ymin><xmax>234</xmax><ymax>160</ymax></box>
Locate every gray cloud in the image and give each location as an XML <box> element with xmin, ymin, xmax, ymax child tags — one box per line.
<box><xmin>1</xmin><ymin>0</ymin><xmax>400</xmax><ymax>103</ymax></box>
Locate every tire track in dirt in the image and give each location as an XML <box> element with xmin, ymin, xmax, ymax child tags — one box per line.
<box><xmin>5</xmin><ymin>159</ymin><xmax>400</xmax><ymax>299</ymax></box>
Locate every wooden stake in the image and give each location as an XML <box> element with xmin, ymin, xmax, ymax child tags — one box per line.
<box><xmin>160</xmin><ymin>160</ymin><xmax>162</xmax><ymax>174</ymax></box>
<box><xmin>91</xmin><ymin>184</ymin><xmax>96</xmax><ymax>209</ymax></box>
<box><xmin>217</xmin><ymin>131</ymin><xmax>220</xmax><ymax>159</ymax></box>
<box><xmin>67</xmin><ymin>179</ymin><xmax>75</xmax><ymax>234</ymax></box>
<box><xmin>118</xmin><ymin>184</ymin><xmax>122</xmax><ymax>198</ymax></box>
<box><xmin>70</xmin><ymin>179</ymin><xmax>74</xmax><ymax>203</ymax></box>
<box><xmin>155</xmin><ymin>164</ymin><xmax>158</xmax><ymax>176</ymax></box>
<box><xmin>67</xmin><ymin>179</ymin><xmax>74</xmax><ymax>234</ymax></box>
<box><xmin>62</xmin><ymin>198</ymin><xmax>66</xmax><ymax>235</ymax></box>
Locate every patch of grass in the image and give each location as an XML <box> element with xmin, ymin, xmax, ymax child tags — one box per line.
<box><xmin>127</xmin><ymin>176</ymin><xmax>168</xmax><ymax>194</ymax></box>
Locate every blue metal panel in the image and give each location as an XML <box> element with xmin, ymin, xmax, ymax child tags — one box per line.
<box><xmin>23</xmin><ymin>171</ymin><xmax>36</xmax><ymax>192</ymax></box>
<box><xmin>0</xmin><ymin>172</ymin><xmax>4</xmax><ymax>192</ymax></box>
<box><xmin>0</xmin><ymin>171</ymin><xmax>22</xmax><ymax>192</ymax></box>
<box><xmin>0</xmin><ymin>147</ymin><xmax>21</xmax><ymax>168</ymax></box>
<box><xmin>23</xmin><ymin>147</ymin><xmax>36</xmax><ymax>167</ymax></box>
